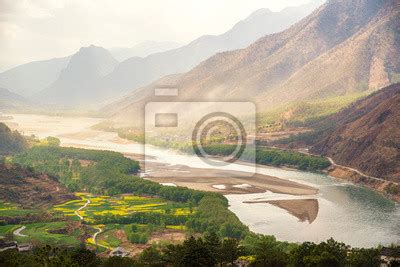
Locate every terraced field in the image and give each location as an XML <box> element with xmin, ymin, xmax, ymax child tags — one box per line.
<box><xmin>0</xmin><ymin>192</ymin><xmax>192</xmax><ymax>251</ymax></box>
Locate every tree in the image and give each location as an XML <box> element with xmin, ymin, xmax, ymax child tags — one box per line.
<box><xmin>220</xmin><ymin>238</ymin><xmax>242</xmax><ymax>265</ymax></box>
<box><xmin>180</xmin><ymin>236</ymin><xmax>216</xmax><ymax>267</ymax></box>
<box><xmin>139</xmin><ymin>246</ymin><xmax>163</xmax><ymax>266</ymax></box>
<box><xmin>204</xmin><ymin>231</ymin><xmax>221</xmax><ymax>261</ymax></box>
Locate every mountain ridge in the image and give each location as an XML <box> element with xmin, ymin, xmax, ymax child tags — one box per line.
<box><xmin>106</xmin><ymin>0</ymin><xmax>399</xmax><ymax>126</ymax></box>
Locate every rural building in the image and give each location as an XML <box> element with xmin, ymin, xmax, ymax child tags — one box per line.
<box><xmin>380</xmin><ymin>247</ymin><xmax>400</xmax><ymax>267</ymax></box>
<box><xmin>109</xmin><ymin>247</ymin><xmax>128</xmax><ymax>257</ymax></box>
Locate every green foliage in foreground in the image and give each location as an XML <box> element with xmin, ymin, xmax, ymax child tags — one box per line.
<box><xmin>0</xmin><ymin>235</ymin><xmax>388</xmax><ymax>267</ymax></box>
<box><xmin>11</xmin><ymin>145</ymin><xmax>246</xmax><ymax>238</ymax></box>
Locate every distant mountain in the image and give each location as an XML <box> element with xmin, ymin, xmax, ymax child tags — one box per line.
<box><xmin>110</xmin><ymin>41</ymin><xmax>183</xmax><ymax>61</ymax></box>
<box><xmin>35</xmin><ymin>45</ymin><xmax>119</xmax><ymax>106</ymax></box>
<box><xmin>0</xmin><ymin>88</ymin><xmax>29</xmax><ymax>111</ymax></box>
<box><xmin>106</xmin><ymin>0</ymin><xmax>399</xmax><ymax>126</ymax></box>
<box><xmin>34</xmin><ymin>1</ymin><xmax>322</xmax><ymax>107</ymax></box>
<box><xmin>0</xmin><ymin>57</ymin><xmax>70</xmax><ymax>97</ymax></box>
<box><xmin>91</xmin><ymin>1</ymin><xmax>324</xmax><ymax>105</ymax></box>
<box><xmin>311</xmin><ymin>83</ymin><xmax>400</xmax><ymax>182</ymax></box>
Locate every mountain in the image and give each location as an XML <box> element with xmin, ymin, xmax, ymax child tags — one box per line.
<box><xmin>0</xmin><ymin>88</ymin><xmax>29</xmax><ymax>111</ymax></box>
<box><xmin>110</xmin><ymin>41</ymin><xmax>183</xmax><ymax>61</ymax></box>
<box><xmin>35</xmin><ymin>45</ymin><xmax>119</xmax><ymax>106</ymax></box>
<box><xmin>0</xmin><ymin>57</ymin><xmax>70</xmax><ymax>97</ymax></box>
<box><xmin>37</xmin><ymin>1</ymin><xmax>322</xmax><ymax>107</ymax></box>
<box><xmin>106</xmin><ymin>0</ymin><xmax>399</xmax><ymax>126</ymax></box>
<box><xmin>311</xmin><ymin>83</ymin><xmax>400</xmax><ymax>182</ymax></box>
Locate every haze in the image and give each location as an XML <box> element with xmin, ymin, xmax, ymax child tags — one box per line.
<box><xmin>0</xmin><ymin>0</ymin><xmax>312</xmax><ymax>71</ymax></box>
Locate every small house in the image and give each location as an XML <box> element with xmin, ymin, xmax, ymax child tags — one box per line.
<box><xmin>17</xmin><ymin>243</ymin><xmax>33</xmax><ymax>252</ymax></box>
<box><xmin>380</xmin><ymin>247</ymin><xmax>400</xmax><ymax>267</ymax></box>
<box><xmin>109</xmin><ymin>247</ymin><xmax>128</xmax><ymax>257</ymax></box>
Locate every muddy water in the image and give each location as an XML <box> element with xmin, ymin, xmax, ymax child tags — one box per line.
<box><xmin>3</xmin><ymin>114</ymin><xmax>400</xmax><ymax>247</ymax></box>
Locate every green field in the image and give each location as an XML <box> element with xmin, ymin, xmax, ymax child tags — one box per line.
<box><xmin>14</xmin><ymin>222</ymin><xmax>81</xmax><ymax>246</ymax></box>
<box><xmin>0</xmin><ymin>202</ymin><xmax>37</xmax><ymax>217</ymax></box>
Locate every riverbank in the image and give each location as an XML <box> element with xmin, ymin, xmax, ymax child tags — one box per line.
<box><xmin>327</xmin><ymin>165</ymin><xmax>400</xmax><ymax>203</ymax></box>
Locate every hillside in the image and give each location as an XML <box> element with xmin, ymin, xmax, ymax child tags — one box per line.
<box><xmin>0</xmin><ymin>164</ymin><xmax>76</xmax><ymax>208</ymax></box>
<box><xmin>311</xmin><ymin>83</ymin><xmax>400</xmax><ymax>182</ymax></box>
<box><xmin>35</xmin><ymin>45</ymin><xmax>119</xmax><ymax>106</ymax></box>
<box><xmin>0</xmin><ymin>123</ymin><xmax>26</xmax><ymax>156</ymax></box>
<box><xmin>0</xmin><ymin>57</ymin><xmax>70</xmax><ymax>97</ymax></box>
<box><xmin>107</xmin><ymin>0</ymin><xmax>399</xmax><ymax>126</ymax></box>
<box><xmin>0</xmin><ymin>88</ymin><xmax>29</xmax><ymax>111</ymax></box>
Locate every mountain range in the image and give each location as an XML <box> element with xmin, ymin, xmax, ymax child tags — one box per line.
<box><xmin>105</xmin><ymin>0</ymin><xmax>399</xmax><ymax>126</ymax></box>
<box><xmin>0</xmin><ymin>1</ymin><xmax>323</xmax><ymax>106</ymax></box>
<box><xmin>0</xmin><ymin>57</ymin><xmax>70</xmax><ymax>97</ymax></box>
<box><xmin>110</xmin><ymin>41</ymin><xmax>183</xmax><ymax>61</ymax></box>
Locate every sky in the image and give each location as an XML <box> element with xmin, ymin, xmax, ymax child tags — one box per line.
<box><xmin>0</xmin><ymin>0</ymin><xmax>313</xmax><ymax>72</ymax></box>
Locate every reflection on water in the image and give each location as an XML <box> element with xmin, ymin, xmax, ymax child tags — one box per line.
<box><xmin>3</xmin><ymin>114</ymin><xmax>400</xmax><ymax>247</ymax></box>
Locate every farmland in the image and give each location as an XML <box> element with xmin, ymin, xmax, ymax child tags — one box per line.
<box><xmin>0</xmin><ymin>192</ymin><xmax>193</xmax><ymax>253</ymax></box>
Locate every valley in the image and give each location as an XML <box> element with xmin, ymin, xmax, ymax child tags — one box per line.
<box><xmin>2</xmin><ymin>113</ymin><xmax>399</xmax><ymax>247</ymax></box>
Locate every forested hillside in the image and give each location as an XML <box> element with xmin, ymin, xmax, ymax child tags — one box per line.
<box><xmin>0</xmin><ymin>123</ymin><xmax>26</xmax><ymax>156</ymax></box>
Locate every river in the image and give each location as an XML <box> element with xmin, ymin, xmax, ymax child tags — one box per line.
<box><xmin>3</xmin><ymin>113</ymin><xmax>399</xmax><ymax>247</ymax></box>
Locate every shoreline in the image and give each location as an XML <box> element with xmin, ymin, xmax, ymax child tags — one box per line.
<box><xmin>65</xmin><ymin>142</ymin><xmax>318</xmax><ymax>196</ymax></box>
<box><xmin>327</xmin><ymin>165</ymin><xmax>400</xmax><ymax>203</ymax></box>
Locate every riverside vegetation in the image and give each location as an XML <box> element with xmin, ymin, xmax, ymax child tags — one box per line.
<box><xmin>0</xmin><ymin>125</ymin><xmax>397</xmax><ymax>266</ymax></box>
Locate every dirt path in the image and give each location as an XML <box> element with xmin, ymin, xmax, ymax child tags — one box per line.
<box><xmin>74</xmin><ymin>199</ymin><xmax>90</xmax><ymax>220</ymax></box>
<box><xmin>13</xmin><ymin>226</ymin><xmax>27</xmax><ymax>237</ymax></box>
<box><xmin>327</xmin><ymin>157</ymin><xmax>398</xmax><ymax>185</ymax></box>
<box><xmin>93</xmin><ymin>226</ymin><xmax>109</xmax><ymax>249</ymax></box>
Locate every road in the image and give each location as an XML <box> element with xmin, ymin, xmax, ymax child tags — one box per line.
<box><xmin>327</xmin><ymin>157</ymin><xmax>398</xmax><ymax>185</ymax></box>
<box><xmin>92</xmin><ymin>226</ymin><xmax>109</xmax><ymax>249</ymax></box>
<box><xmin>73</xmin><ymin>198</ymin><xmax>109</xmax><ymax>250</ymax></box>
<box><xmin>74</xmin><ymin>199</ymin><xmax>90</xmax><ymax>220</ymax></box>
<box><xmin>13</xmin><ymin>226</ymin><xmax>27</xmax><ymax>237</ymax></box>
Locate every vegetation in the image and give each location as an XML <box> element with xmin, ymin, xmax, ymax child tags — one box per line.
<box><xmin>0</xmin><ymin>123</ymin><xmax>26</xmax><ymax>155</ymax></box>
<box><xmin>0</xmin><ymin>235</ymin><xmax>390</xmax><ymax>267</ymax></box>
<box><xmin>10</xmin><ymin>144</ymin><xmax>248</xmax><ymax>239</ymax></box>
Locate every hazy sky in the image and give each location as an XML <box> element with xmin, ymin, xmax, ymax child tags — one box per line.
<box><xmin>0</xmin><ymin>0</ymin><xmax>313</xmax><ymax>71</ymax></box>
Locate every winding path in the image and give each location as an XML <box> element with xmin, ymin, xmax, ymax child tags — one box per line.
<box><xmin>73</xmin><ymin>198</ymin><xmax>109</xmax><ymax>250</ymax></box>
<box><xmin>13</xmin><ymin>226</ymin><xmax>27</xmax><ymax>237</ymax></box>
<box><xmin>327</xmin><ymin>157</ymin><xmax>398</xmax><ymax>185</ymax></box>
<box><xmin>74</xmin><ymin>199</ymin><xmax>90</xmax><ymax>220</ymax></box>
<box><xmin>92</xmin><ymin>226</ymin><xmax>108</xmax><ymax>249</ymax></box>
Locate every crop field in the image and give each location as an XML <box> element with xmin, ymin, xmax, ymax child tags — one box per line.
<box><xmin>0</xmin><ymin>202</ymin><xmax>37</xmax><ymax>217</ymax></box>
<box><xmin>14</xmin><ymin>222</ymin><xmax>81</xmax><ymax>246</ymax></box>
<box><xmin>53</xmin><ymin>193</ymin><xmax>193</xmax><ymax>224</ymax></box>
<box><xmin>1</xmin><ymin>192</ymin><xmax>193</xmax><ymax>250</ymax></box>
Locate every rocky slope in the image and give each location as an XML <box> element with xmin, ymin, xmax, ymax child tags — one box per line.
<box><xmin>311</xmin><ymin>83</ymin><xmax>400</xmax><ymax>183</ymax></box>
<box><xmin>106</xmin><ymin>0</ymin><xmax>399</xmax><ymax>126</ymax></box>
<box><xmin>0</xmin><ymin>164</ymin><xmax>76</xmax><ymax>208</ymax></box>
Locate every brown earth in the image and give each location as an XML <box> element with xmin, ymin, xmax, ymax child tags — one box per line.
<box><xmin>0</xmin><ymin>164</ymin><xmax>77</xmax><ymax>208</ymax></box>
<box><xmin>312</xmin><ymin>83</ymin><xmax>400</xmax><ymax>183</ymax></box>
<box><xmin>245</xmin><ymin>199</ymin><xmax>319</xmax><ymax>223</ymax></box>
